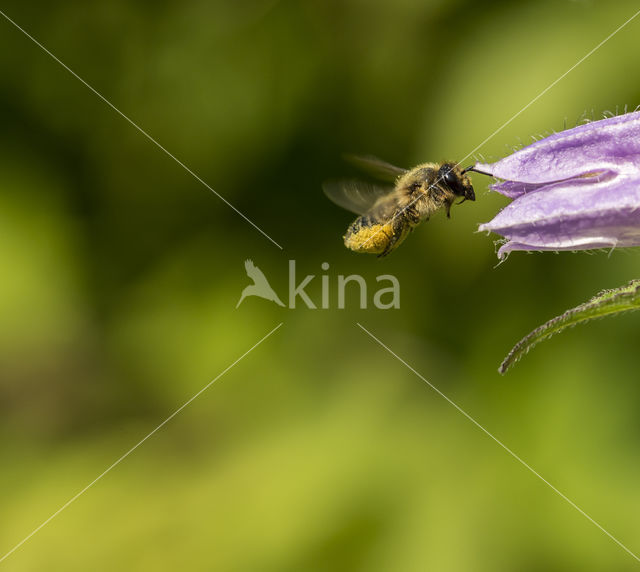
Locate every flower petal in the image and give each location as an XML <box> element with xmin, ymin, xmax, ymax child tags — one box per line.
<box><xmin>479</xmin><ymin>174</ymin><xmax>640</xmax><ymax>258</ymax></box>
<box><xmin>489</xmin><ymin>180</ymin><xmax>551</xmax><ymax>199</ymax></box>
<box><xmin>489</xmin><ymin>171</ymin><xmax>616</xmax><ymax>199</ymax></box>
<box><xmin>475</xmin><ymin>111</ymin><xmax>640</xmax><ymax>184</ymax></box>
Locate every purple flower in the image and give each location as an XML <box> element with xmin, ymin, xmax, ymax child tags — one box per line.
<box><xmin>476</xmin><ymin>111</ymin><xmax>640</xmax><ymax>258</ymax></box>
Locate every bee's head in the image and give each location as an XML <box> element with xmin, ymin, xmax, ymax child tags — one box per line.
<box><xmin>439</xmin><ymin>163</ymin><xmax>475</xmax><ymax>202</ymax></box>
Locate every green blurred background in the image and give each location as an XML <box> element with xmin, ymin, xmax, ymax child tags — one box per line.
<box><xmin>1</xmin><ymin>0</ymin><xmax>640</xmax><ymax>570</ymax></box>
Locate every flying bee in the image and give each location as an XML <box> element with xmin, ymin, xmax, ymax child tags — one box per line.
<box><xmin>323</xmin><ymin>155</ymin><xmax>477</xmax><ymax>257</ymax></box>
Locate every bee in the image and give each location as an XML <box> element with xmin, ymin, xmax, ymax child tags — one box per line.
<box><xmin>324</xmin><ymin>155</ymin><xmax>477</xmax><ymax>256</ymax></box>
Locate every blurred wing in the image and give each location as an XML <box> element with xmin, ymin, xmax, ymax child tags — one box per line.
<box><xmin>323</xmin><ymin>179</ymin><xmax>394</xmax><ymax>215</ymax></box>
<box><xmin>362</xmin><ymin>192</ymin><xmax>402</xmax><ymax>221</ymax></box>
<box><xmin>343</xmin><ymin>154</ymin><xmax>408</xmax><ymax>183</ymax></box>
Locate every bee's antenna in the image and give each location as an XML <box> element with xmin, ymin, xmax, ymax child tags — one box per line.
<box><xmin>462</xmin><ymin>165</ymin><xmax>492</xmax><ymax>176</ymax></box>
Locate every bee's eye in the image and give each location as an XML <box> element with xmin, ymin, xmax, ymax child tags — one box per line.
<box><xmin>441</xmin><ymin>167</ymin><xmax>458</xmax><ymax>188</ymax></box>
<box><xmin>440</xmin><ymin>165</ymin><xmax>465</xmax><ymax>194</ymax></box>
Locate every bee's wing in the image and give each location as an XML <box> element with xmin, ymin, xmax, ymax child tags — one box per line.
<box><xmin>323</xmin><ymin>179</ymin><xmax>394</xmax><ymax>215</ymax></box>
<box><xmin>343</xmin><ymin>154</ymin><xmax>408</xmax><ymax>183</ymax></box>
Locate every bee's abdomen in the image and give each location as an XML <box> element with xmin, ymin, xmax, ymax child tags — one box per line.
<box><xmin>343</xmin><ymin>215</ymin><xmax>394</xmax><ymax>254</ymax></box>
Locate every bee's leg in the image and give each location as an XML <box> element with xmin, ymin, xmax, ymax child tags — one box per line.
<box><xmin>378</xmin><ymin>219</ymin><xmax>405</xmax><ymax>258</ymax></box>
<box><xmin>378</xmin><ymin>234</ymin><xmax>396</xmax><ymax>258</ymax></box>
<box><xmin>445</xmin><ymin>199</ymin><xmax>454</xmax><ymax>218</ymax></box>
<box><xmin>408</xmin><ymin>209</ymin><xmax>421</xmax><ymax>225</ymax></box>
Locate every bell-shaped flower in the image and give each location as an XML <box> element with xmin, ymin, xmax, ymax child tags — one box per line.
<box><xmin>476</xmin><ymin>111</ymin><xmax>640</xmax><ymax>258</ymax></box>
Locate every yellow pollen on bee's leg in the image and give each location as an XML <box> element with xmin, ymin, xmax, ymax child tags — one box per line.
<box><xmin>344</xmin><ymin>223</ymin><xmax>393</xmax><ymax>254</ymax></box>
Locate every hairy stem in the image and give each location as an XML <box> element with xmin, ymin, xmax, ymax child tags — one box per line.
<box><xmin>500</xmin><ymin>279</ymin><xmax>640</xmax><ymax>374</ymax></box>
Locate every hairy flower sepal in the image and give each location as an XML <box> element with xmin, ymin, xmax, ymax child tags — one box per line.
<box><xmin>476</xmin><ymin>111</ymin><xmax>640</xmax><ymax>258</ymax></box>
<box><xmin>500</xmin><ymin>279</ymin><xmax>640</xmax><ymax>374</ymax></box>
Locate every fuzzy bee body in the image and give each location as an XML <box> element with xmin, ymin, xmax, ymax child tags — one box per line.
<box><xmin>324</xmin><ymin>157</ymin><xmax>475</xmax><ymax>256</ymax></box>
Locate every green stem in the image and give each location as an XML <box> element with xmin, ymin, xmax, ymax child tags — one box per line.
<box><xmin>500</xmin><ymin>279</ymin><xmax>640</xmax><ymax>374</ymax></box>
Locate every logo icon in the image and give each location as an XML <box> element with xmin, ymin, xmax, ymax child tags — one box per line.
<box><xmin>236</xmin><ymin>259</ymin><xmax>285</xmax><ymax>308</ymax></box>
<box><xmin>236</xmin><ymin>260</ymin><xmax>400</xmax><ymax>310</ymax></box>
